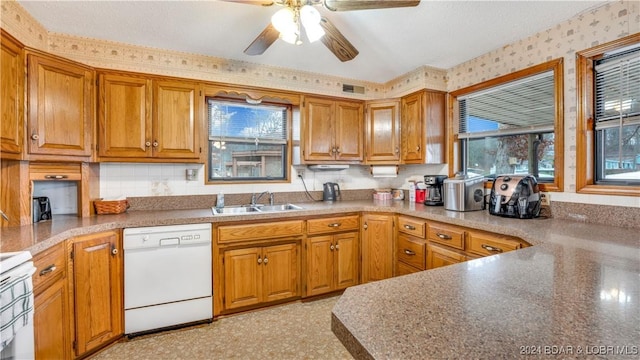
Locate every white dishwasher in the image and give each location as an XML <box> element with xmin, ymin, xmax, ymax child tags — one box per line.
<box><xmin>123</xmin><ymin>223</ymin><xmax>212</xmax><ymax>335</ymax></box>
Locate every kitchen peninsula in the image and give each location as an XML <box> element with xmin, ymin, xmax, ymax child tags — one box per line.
<box><xmin>2</xmin><ymin>199</ymin><xmax>638</xmax><ymax>359</ymax></box>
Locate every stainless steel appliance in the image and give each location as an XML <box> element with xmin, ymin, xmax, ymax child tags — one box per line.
<box><xmin>323</xmin><ymin>182</ymin><xmax>341</xmax><ymax>201</ymax></box>
<box><xmin>443</xmin><ymin>175</ymin><xmax>485</xmax><ymax>212</ymax></box>
<box><xmin>32</xmin><ymin>196</ymin><xmax>52</xmax><ymax>222</ymax></box>
<box><xmin>423</xmin><ymin>175</ymin><xmax>447</xmax><ymax>206</ymax></box>
<box><xmin>0</xmin><ymin>251</ymin><xmax>36</xmax><ymax>360</ymax></box>
<box><xmin>489</xmin><ymin>175</ymin><xmax>541</xmax><ymax>218</ymax></box>
<box><xmin>123</xmin><ymin>223</ymin><xmax>212</xmax><ymax>335</ymax></box>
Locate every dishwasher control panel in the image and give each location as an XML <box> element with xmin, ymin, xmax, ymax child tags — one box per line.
<box><xmin>123</xmin><ymin>223</ymin><xmax>212</xmax><ymax>250</ymax></box>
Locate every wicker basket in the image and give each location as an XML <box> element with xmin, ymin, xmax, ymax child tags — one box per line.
<box><xmin>94</xmin><ymin>199</ymin><xmax>129</xmax><ymax>215</ymax></box>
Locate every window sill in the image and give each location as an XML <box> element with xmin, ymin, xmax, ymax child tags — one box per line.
<box><xmin>577</xmin><ymin>184</ymin><xmax>640</xmax><ymax>197</ymax></box>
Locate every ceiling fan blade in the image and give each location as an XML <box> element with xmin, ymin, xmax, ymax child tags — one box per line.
<box><xmin>323</xmin><ymin>0</ymin><xmax>420</xmax><ymax>11</ymax></box>
<box><xmin>319</xmin><ymin>17</ymin><xmax>359</xmax><ymax>62</ymax></box>
<box><xmin>218</xmin><ymin>0</ymin><xmax>275</xmax><ymax>6</ymax></box>
<box><xmin>244</xmin><ymin>23</ymin><xmax>280</xmax><ymax>55</ymax></box>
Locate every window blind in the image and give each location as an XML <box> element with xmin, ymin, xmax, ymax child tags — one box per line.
<box><xmin>458</xmin><ymin>71</ymin><xmax>555</xmax><ymax>139</ymax></box>
<box><xmin>208</xmin><ymin>100</ymin><xmax>287</xmax><ymax>143</ymax></box>
<box><xmin>594</xmin><ymin>47</ymin><xmax>640</xmax><ymax>130</ymax></box>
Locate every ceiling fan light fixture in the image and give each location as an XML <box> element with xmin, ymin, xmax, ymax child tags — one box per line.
<box><xmin>300</xmin><ymin>5</ymin><xmax>324</xmax><ymax>43</ymax></box>
<box><xmin>271</xmin><ymin>7</ymin><xmax>296</xmax><ymax>34</ymax></box>
<box><xmin>280</xmin><ymin>30</ymin><xmax>301</xmax><ymax>45</ymax></box>
<box><xmin>303</xmin><ymin>22</ymin><xmax>325</xmax><ymax>43</ymax></box>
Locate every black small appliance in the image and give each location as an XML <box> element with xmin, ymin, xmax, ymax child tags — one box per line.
<box><xmin>423</xmin><ymin>175</ymin><xmax>448</xmax><ymax>206</ymax></box>
<box><xmin>32</xmin><ymin>196</ymin><xmax>52</xmax><ymax>222</ymax></box>
<box><xmin>489</xmin><ymin>175</ymin><xmax>541</xmax><ymax>219</ymax></box>
<box><xmin>323</xmin><ymin>182</ymin><xmax>341</xmax><ymax>201</ymax></box>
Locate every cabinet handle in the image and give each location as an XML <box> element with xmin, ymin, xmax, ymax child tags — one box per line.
<box><xmin>328</xmin><ymin>223</ymin><xmax>341</xmax><ymax>228</ymax></box>
<box><xmin>257</xmin><ymin>256</ymin><xmax>263</xmax><ymax>264</ymax></box>
<box><xmin>263</xmin><ymin>257</ymin><xmax>268</xmax><ymax>265</ymax></box>
<box><xmin>416</xmin><ymin>145</ymin><xmax>421</xmax><ymax>151</ymax></box>
<box><xmin>403</xmin><ymin>249</ymin><xmax>416</xmax><ymax>256</ymax></box>
<box><xmin>481</xmin><ymin>244</ymin><xmax>503</xmax><ymax>253</ymax></box>
<box><xmin>335</xmin><ymin>244</ymin><xmax>339</xmax><ymax>250</ymax></box>
<box><xmin>44</xmin><ymin>175</ymin><xmax>68</xmax><ymax>180</ymax></box>
<box><xmin>0</xmin><ymin>210</ymin><xmax>8</xmax><ymax>222</ymax></box>
<box><xmin>329</xmin><ymin>147</ymin><xmax>334</xmax><ymax>156</ymax></box>
<box><xmin>395</xmin><ymin>146</ymin><xmax>399</xmax><ymax>154</ymax></box>
<box><xmin>330</xmin><ymin>244</ymin><xmax>335</xmax><ymax>251</ymax></box>
<box><xmin>152</xmin><ymin>141</ymin><xmax>159</xmax><ymax>147</ymax></box>
<box><xmin>335</xmin><ymin>147</ymin><xmax>340</xmax><ymax>154</ymax></box>
<box><xmin>363</xmin><ymin>222</ymin><xmax>368</xmax><ymax>230</ymax></box>
<box><xmin>145</xmin><ymin>141</ymin><xmax>151</xmax><ymax>147</ymax></box>
<box><xmin>39</xmin><ymin>265</ymin><xmax>56</xmax><ymax>276</ymax></box>
<box><xmin>403</xmin><ymin>224</ymin><xmax>416</xmax><ymax>230</ymax></box>
<box><xmin>111</xmin><ymin>246</ymin><xmax>118</xmax><ymax>256</ymax></box>
<box><xmin>31</xmin><ymin>134</ymin><xmax>39</xmax><ymax>140</ymax></box>
<box><xmin>436</xmin><ymin>233</ymin><xmax>452</xmax><ymax>240</ymax></box>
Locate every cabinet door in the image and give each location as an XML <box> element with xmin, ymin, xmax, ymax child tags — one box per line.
<box><xmin>424</xmin><ymin>91</ymin><xmax>445</xmax><ymax>164</ymax></box>
<box><xmin>427</xmin><ymin>243</ymin><xmax>467</xmax><ymax>270</ymax></box>
<box><xmin>366</xmin><ymin>100</ymin><xmax>400</xmax><ymax>163</ymax></box>
<box><xmin>401</xmin><ymin>91</ymin><xmax>424</xmax><ymax>163</ymax></box>
<box><xmin>153</xmin><ymin>80</ymin><xmax>200</xmax><ymax>159</ymax></box>
<box><xmin>27</xmin><ymin>53</ymin><xmax>93</xmax><ymax>157</ymax></box>
<box><xmin>361</xmin><ymin>214</ymin><xmax>394</xmax><ymax>283</ymax></box>
<box><xmin>306</xmin><ymin>235</ymin><xmax>335</xmax><ymax>296</ymax></box>
<box><xmin>72</xmin><ymin>231</ymin><xmax>122</xmax><ymax>356</ymax></box>
<box><xmin>34</xmin><ymin>279</ymin><xmax>71</xmax><ymax>360</ymax></box>
<box><xmin>303</xmin><ymin>97</ymin><xmax>335</xmax><ymax>161</ymax></box>
<box><xmin>98</xmin><ymin>73</ymin><xmax>152</xmax><ymax>158</ymax></box>
<box><xmin>334</xmin><ymin>231</ymin><xmax>359</xmax><ymax>290</ymax></box>
<box><xmin>224</xmin><ymin>247</ymin><xmax>262</xmax><ymax>310</ymax></box>
<box><xmin>0</xmin><ymin>30</ymin><xmax>24</xmax><ymax>157</ymax></box>
<box><xmin>262</xmin><ymin>243</ymin><xmax>298</xmax><ymax>302</ymax></box>
<box><xmin>335</xmin><ymin>101</ymin><xmax>364</xmax><ymax>161</ymax></box>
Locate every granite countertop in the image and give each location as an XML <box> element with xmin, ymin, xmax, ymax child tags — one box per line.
<box><xmin>2</xmin><ymin>199</ymin><xmax>639</xmax><ymax>359</ymax></box>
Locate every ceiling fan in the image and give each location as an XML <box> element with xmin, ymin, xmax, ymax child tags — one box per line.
<box><xmin>221</xmin><ymin>0</ymin><xmax>420</xmax><ymax>62</ymax></box>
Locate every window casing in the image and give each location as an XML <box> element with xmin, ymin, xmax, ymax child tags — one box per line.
<box><xmin>576</xmin><ymin>34</ymin><xmax>640</xmax><ymax>196</ymax></box>
<box><xmin>449</xmin><ymin>59</ymin><xmax>564</xmax><ymax>191</ymax></box>
<box><xmin>207</xmin><ymin>98</ymin><xmax>290</xmax><ymax>182</ymax></box>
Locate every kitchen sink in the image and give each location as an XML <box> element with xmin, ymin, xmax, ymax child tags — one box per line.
<box><xmin>258</xmin><ymin>204</ymin><xmax>304</xmax><ymax>212</ymax></box>
<box><xmin>212</xmin><ymin>203</ymin><xmax>303</xmax><ymax>215</ymax></box>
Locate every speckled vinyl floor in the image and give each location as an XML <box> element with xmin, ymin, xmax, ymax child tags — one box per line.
<box><xmin>91</xmin><ymin>296</ymin><xmax>353</xmax><ymax>360</ymax></box>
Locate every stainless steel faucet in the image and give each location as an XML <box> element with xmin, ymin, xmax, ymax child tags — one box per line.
<box><xmin>251</xmin><ymin>191</ymin><xmax>274</xmax><ymax>206</ymax></box>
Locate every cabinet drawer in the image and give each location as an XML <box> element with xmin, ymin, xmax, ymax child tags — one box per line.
<box><xmin>427</xmin><ymin>243</ymin><xmax>467</xmax><ymax>270</ymax></box>
<box><xmin>33</xmin><ymin>242</ymin><xmax>66</xmax><ymax>291</ymax></box>
<box><xmin>396</xmin><ymin>233</ymin><xmax>426</xmax><ymax>270</ymax></box>
<box><xmin>217</xmin><ymin>220</ymin><xmax>304</xmax><ymax>243</ymax></box>
<box><xmin>395</xmin><ymin>261</ymin><xmax>422</xmax><ymax>276</ymax></box>
<box><xmin>467</xmin><ymin>231</ymin><xmax>523</xmax><ymax>257</ymax></box>
<box><xmin>307</xmin><ymin>215</ymin><xmax>359</xmax><ymax>235</ymax></box>
<box><xmin>428</xmin><ymin>222</ymin><xmax>465</xmax><ymax>250</ymax></box>
<box><xmin>397</xmin><ymin>216</ymin><xmax>425</xmax><ymax>238</ymax></box>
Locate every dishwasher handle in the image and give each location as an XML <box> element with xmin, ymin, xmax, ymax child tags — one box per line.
<box><xmin>160</xmin><ymin>237</ymin><xmax>180</xmax><ymax>246</ymax></box>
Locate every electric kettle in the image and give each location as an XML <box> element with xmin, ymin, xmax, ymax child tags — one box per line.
<box><xmin>323</xmin><ymin>182</ymin><xmax>341</xmax><ymax>201</ymax></box>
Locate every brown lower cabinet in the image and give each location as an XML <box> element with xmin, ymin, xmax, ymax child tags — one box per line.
<box><xmin>426</xmin><ymin>243</ymin><xmax>469</xmax><ymax>269</ymax></box>
<box><xmin>361</xmin><ymin>213</ymin><xmax>394</xmax><ymax>283</ymax></box>
<box><xmin>223</xmin><ymin>243</ymin><xmax>299</xmax><ymax>310</ymax></box>
<box><xmin>306</xmin><ymin>232</ymin><xmax>359</xmax><ymax>296</ymax></box>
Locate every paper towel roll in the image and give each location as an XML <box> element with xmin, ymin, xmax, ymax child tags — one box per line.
<box><xmin>370</xmin><ymin>165</ymin><xmax>398</xmax><ymax>178</ymax></box>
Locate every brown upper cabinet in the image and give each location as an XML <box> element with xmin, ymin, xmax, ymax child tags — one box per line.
<box><xmin>27</xmin><ymin>51</ymin><xmax>94</xmax><ymax>160</ymax></box>
<box><xmin>98</xmin><ymin>72</ymin><xmax>202</xmax><ymax>162</ymax></box>
<box><xmin>365</xmin><ymin>99</ymin><xmax>401</xmax><ymax>164</ymax></box>
<box><xmin>401</xmin><ymin>90</ymin><xmax>446</xmax><ymax>164</ymax></box>
<box><xmin>302</xmin><ymin>96</ymin><xmax>364</xmax><ymax>163</ymax></box>
<box><xmin>1</xmin><ymin>30</ymin><xmax>25</xmax><ymax>159</ymax></box>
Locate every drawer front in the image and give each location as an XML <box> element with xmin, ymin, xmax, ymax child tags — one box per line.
<box><xmin>396</xmin><ymin>233</ymin><xmax>426</xmax><ymax>270</ymax></box>
<box><xmin>217</xmin><ymin>220</ymin><xmax>304</xmax><ymax>243</ymax></box>
<box><xmin>428</xmin><ymin>222</ymin><xmax>465</xmax><ymax>250</ymax></box>
<box><xmin>427</xmin><ymin>243</ymin><xmax>468</xmax><ymax>269</ymax></box>
<box><xmin>396</xmin><ymin>261</ymin><xmax>422</xmax><ymax>276</ymax></box>
<box><xmin>467</xmin><ymin>231</ymin><xmax>522</xmax><ymax>257</ymax></box>
<box><xmin>397</xmin><ymin>216</ymin><xmax>425</xmax><ymax>238</ymax></box>
<box><xmin>33</xmin><ymin>242</ymin><xmax>66</xmax><ymax>291</ymax></box>
<box><xmin>307</xmin><ymin>215</ymin><xmax>359</xmax><ymax>235</ymax></box>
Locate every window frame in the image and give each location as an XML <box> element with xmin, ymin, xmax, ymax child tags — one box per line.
<box><xmin>576</xmin><ymin>33</ymin><xmax>640</xmax><ymax>197</ymax></box>
<box><xmin>448</xmin><ymin>58</ymin><xmax>564</xmax><ymax>192</ymax></box>
<box><xmin>203</xmin><ymin>85</ymin><xmax>299</xmax><ymax>185</ymax></box>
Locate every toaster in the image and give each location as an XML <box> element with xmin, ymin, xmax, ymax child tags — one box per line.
<box><xmin>489</xmin><ymin>175</ymin><xmax>541</xmax><ymax>219</ymax></box>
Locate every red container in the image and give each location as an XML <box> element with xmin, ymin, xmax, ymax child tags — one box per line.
<box><xmin>415</xmin><ymin>189</ymin><xmax>426</xmax><ymax>203</ymax></box>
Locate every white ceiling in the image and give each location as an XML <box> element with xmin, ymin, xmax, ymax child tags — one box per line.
<box><xmin>17</xmin><ymin>0</ymin><xmax>607</xmax><ymax>83</ymax></box>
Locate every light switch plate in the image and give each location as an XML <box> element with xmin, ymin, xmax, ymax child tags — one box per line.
<box><xmin>540</xmin><ymin>192</ymin><xmax>550</xmax><ymax>206</ymax></box>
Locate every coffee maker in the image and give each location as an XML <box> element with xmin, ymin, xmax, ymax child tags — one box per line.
<box><xmin>423</xmin><ymin>175</ymin><xmax>448</xmax><ymax>206</ymax></box>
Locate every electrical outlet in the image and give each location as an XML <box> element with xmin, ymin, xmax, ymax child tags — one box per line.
<box><xmin>297</xmin><ymin>168</ymin><xmax>305</xmax><ymax>178</ymax></box>
<box><xmin>540</xmin><ymin>192</ymin><xmax>550</xmax><ymax>206</ymax></box>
